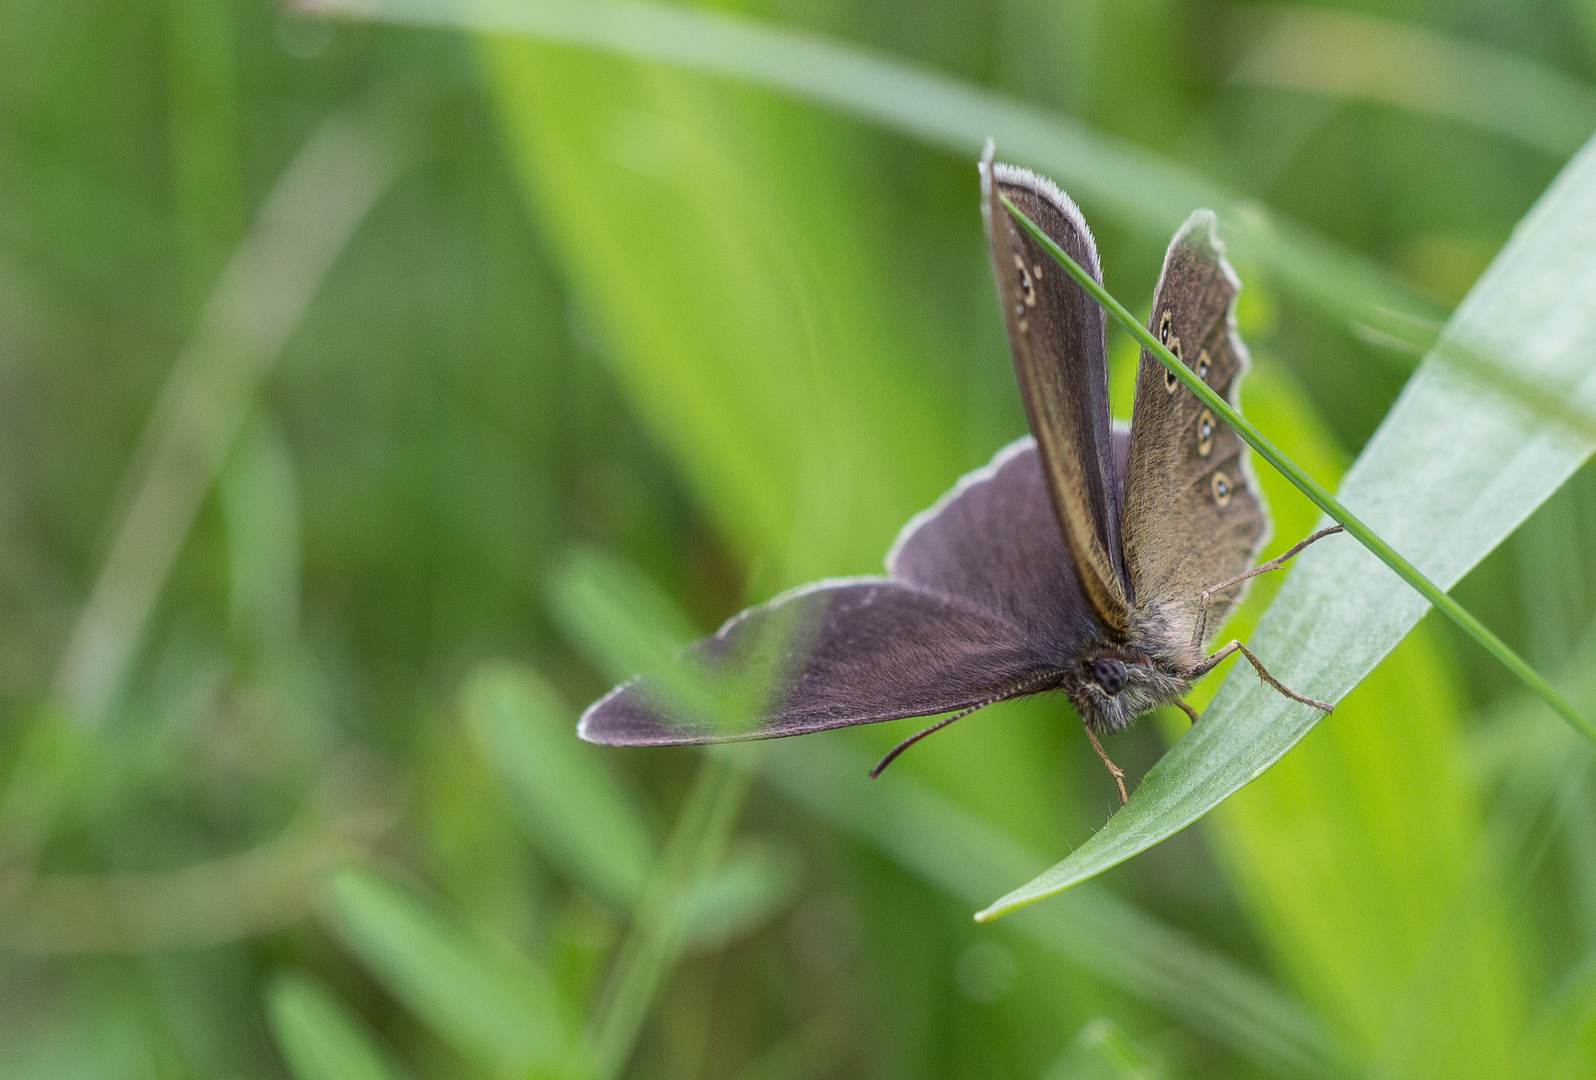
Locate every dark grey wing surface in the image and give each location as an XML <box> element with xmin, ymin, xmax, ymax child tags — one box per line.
<box><xmin>580</xmin><ymin>434</ymin><xmax>1131</xmax><ymax>747</ymax></box>
<box><xmin>888</xmin><ymin>434</ymin><xmax>1121</xmax><ymax>660</ymax></box>
<box><xmin>982</xmin><ymin>151</ymin><xmax>1131</xmax><ymax>635</ymax></box>
<box><xmin>578</xmin><ymin>579</ymin><xmax>1055</xmax><ymax>746</ymax></box>
<box><xmin>1122</xmin><ymin>211</ymin><xmax>1268</xmax><ymax>661</ymax></box>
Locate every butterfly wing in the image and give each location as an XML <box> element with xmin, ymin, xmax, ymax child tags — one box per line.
<box><xmin>1121</xmin><ymin>211</ymin><xmax>1268</xmax><ymax>659</ymax></box>
<box><xmin>889</xmin><ymin>434</ymin><xmax>1121</xmax><ymax>654</ymax></box>
<box><xmin>577</xmin><ymin>580</ymin><xmax>1051</xmax><ymax>746</ymax></box>
<box><xmin>579</xmin><ymin>437</ymin><xmax>1121</xmax><ymax>746</ymax></box>
<box><xmin>982</xmin><ymin>154</ymin><xmax>1131</xmax><ymax>635</ymax></box>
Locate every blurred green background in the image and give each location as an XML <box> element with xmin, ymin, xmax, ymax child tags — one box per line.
<box><xmin>3</xmin><ymin>0</ymin><xmax>1596</xmax><ymax>1077</ymax></box>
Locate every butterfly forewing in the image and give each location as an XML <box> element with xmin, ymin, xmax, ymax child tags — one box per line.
<box><xmin>1121</xmin><ymin>212</ymin><xmax>1267</xmax><ymax>657</ymax></box>
<box><xmin>981</xmin><ymin>156</ymin><xmax>1131</xmax><ymax>634</ymax></box>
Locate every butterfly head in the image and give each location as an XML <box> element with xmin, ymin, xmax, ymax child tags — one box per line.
<box><xmin>1067</xmin><ymin>651</ymin><xmax>1190</xmax><ymax>733</ymax></box>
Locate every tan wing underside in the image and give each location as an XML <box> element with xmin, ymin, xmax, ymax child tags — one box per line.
<box><xmin>1121</xmin><ymin>213</ymin><xmax>1268</xmax><ymax>662</ymax></box>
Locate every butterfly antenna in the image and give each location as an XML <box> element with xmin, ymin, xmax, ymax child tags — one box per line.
<box><xmin>868</xmin><ymin>670</ymin><xmax>1060</xmax><ymax>779</ymax></box>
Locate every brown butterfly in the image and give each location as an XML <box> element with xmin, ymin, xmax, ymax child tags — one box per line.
<box><xmin>578</xmin><ymin>147</ymin><xmax>1338</xmax><ymax>802</ymax></box>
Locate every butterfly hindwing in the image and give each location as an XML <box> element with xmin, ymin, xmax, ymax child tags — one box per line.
<box><xmin>889</xmin><ymin>435</ymin><xmax>1114</xmax><ymax>654</ymax></box>
<box><xmin>1121</xmin><ymin>211</ymin><xmax>1268</xmax><ymax>660</ymax></box>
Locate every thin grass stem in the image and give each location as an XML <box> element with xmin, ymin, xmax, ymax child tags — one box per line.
<box><xmin>582</xmin><ymin>749</ymin><xmax>753</xmax><ymax>1080</ymax></box>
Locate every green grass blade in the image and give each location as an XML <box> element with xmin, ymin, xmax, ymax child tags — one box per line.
<box><xmin>1352</xmin><ymin>313</ymin><xmax>1596</xmax><ymax>445</ymax></box>
<box><xmin>482</xmin><ymin>33</ymin><xmax>971</xmax><ymax>579</ymax></box>
<box><xmin>544</xmin><ymin>548</ymin><xmax>696</xmax><ymax>684</ymax></box>
<box><xmin>301</xmin><ymin>0</ymin><xmax>1596</xmax><ymax>440</ymax></box>
<box><xmin>220</xmin><ymin>417</ymin><xmax>301</xmax><ymax>656</ymax></box>
<box><xmin>979</xmin><ymin>132</ymin><xmax>1596</xmax><ymax>918</ymax></box>
<box><xmin>265</xmin><ymin>972</ymin><xmax>404</xmax><ymax>1080</ymax></box>
<box><xmin>999</xmin><ymin>190</ymin><xmax>1594</xmax><ymax>750</ymax></box>
<box><xmin>1041</xmin><ymin>1018</ymin><xmax>1165</xmax><ymax>1080</ymax></box>
<box><xmin>463</xmin><ymin>661</ymin><xmax>657</xmax><ymax>909</ymax></box>
<box><xmin>320</xmin><ymin>865</ymin><xmax>570</xmax><ymax>1075</ymax></box>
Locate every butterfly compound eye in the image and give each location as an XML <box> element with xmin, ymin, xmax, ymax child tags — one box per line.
<box><xmin>1091</xmin><ymin>658</ymin><xmax>1127</xmax><ymax>695</ymax></box>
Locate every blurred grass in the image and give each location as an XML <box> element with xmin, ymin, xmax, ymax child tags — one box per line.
<box><xmin>464</xmin><ymin>662</ymin><xmax>656</xmax><ymax>910</ymax></box>
<box><xmin>322</xmin><ymin>864</ymin><xmax>571</xmax><ymax>1075</ymax></box>
<box><xmin>266</xmin><ymin>971</ymin><xmax>403</xmax><ymax>1080</ymax></box>
<box><xmin>3</xmin><ymin>1</ymin><xmax>1596</xmax><ymax>1079</ymax></box>
<box><xmin>1229</xmin><ymin>5</ymin><xmax>1596</xmax><ymax>159</ymax></box>
<box><xmin>483</xmin><ymin>31</ymin><xmax>970</xmax><ymax>583</ymax></box>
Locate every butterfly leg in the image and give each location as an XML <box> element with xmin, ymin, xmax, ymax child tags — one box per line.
<box><xmin>1083</xmin><ymin>724</ymin><xmax>1129</xmax><ymax>804</ymax></box>
<box><xmin>1175</xmin><ymin>699</ymin><xmax>1201</xmax><ymax>726</ymax></box>
<box><xmin>1190</xmin><ymin>526</ymin><xmax>1345</xmax><ymax>647</ymax></box>
<box><xmin>1189</xmin><ymin>640</ymin><xmax>1334</xmax><ymax>713</ymax></box>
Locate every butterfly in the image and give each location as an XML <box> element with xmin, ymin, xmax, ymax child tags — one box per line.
<box><xmin>578</xmin><ymin>147</ymin><xmax>1338</xmax><ymax>802</ymax></box>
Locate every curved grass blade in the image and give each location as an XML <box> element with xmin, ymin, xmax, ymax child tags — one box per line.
<box><xmin>998</xmin><ymin>190</ymin><xmax>1594</xmax><ymax>750</ymax></box>
<box><xmin>1186</xmin><ymin>371</ymin><xmax>1528</xmax><ymax>1077</ymax></box>
<box><xmin>979</xmin><ymin>132</ymin><xmax>1596</xmax><ymax>919</ymax></box>
<box><xmin>301</xmin><ymin>0</ymin><xmax>1596</xmax><ymax>501</ymax></box>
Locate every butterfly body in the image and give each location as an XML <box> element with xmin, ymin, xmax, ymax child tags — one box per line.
<box><xmin>1064</xmin><ymin>645</ymin><xmax>1194</xmax><ymax>736</ymax></box>
<box><xmin>579</xmin><ymin>147</ymin><xmax>1336</xmax><ymax>799</ymax></box>
<box><xmin>975</xmin><ymin>157</ymin><xmax>1266</xmax><ymax>738</ymax></box>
